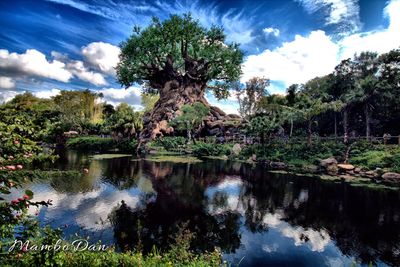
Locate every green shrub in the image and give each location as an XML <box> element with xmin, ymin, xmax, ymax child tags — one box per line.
<box><xmin>66</xmin><ymin>136</ymin><xmax>115</xmax><ymax>151</ymax></box>
<box><xmin>154</xmin><ymin>137</ymin><xmax>188</xmax><ymax>151</ymax></box>
<box><xmin>116</xmin><ymin>139</ymin><xmax>138</xmax><ymax>152</ymax></box>
<box><xmin>191</xmin><ymin>143</ymin><xmax>231</xmax><ymax>158</ymax></box>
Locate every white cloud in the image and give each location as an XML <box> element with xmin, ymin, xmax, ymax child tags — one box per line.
<box><xmin>296</xmin><ymin>0</ymin><xmax>360</xmax><ymax>33</ymax></box>
<box><xmin>34</xmin><ymin>88</ymin><xmax>61</xmax><ymax>98</ymax></box>
<box><xmin>242</xmin><ymin>0</ymin><xmax>400</xmax><ymax>92</ymax></box>
<box><xmin>0</xmin><ymin>90</ymin><xmax>20</xmax><ymax>103</ymax></box>
<box><xmin>82</xmin><ymin>42</ymin><xmax>120</xmax><ymax>75</ymax></box>
<box><xmin>263</xmin><ymin>27</ymin><xmax>280</xmax><ymax>37</ymax></box>
<box><xmin>66</xmin><ymin>60</ymin><xmax>108</xmax><ymax>86</ymax></box>
<box><xmin>242</xmin><ymin>30</ymin><xmax>339</xmax><ymax>87</ymax></box>
<box><xmin>0</xmin><ymin>49</ymin><xmax>72</xmax><ymax>82</ymax></box>
<box><xmin>99</xmin><ymin>86</ymin><xmax>142</xmax><ymax>107</ymax></box>
<box><xmin>0</xmin><ymin>77</ymin><xmax>16</xmax><ymax>89</ymax></box>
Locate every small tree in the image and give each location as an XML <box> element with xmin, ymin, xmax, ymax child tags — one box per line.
<box><xmin>169</xmin><ymin>103</ymin><xmax>210</xmax><ymax>143</ymax></box>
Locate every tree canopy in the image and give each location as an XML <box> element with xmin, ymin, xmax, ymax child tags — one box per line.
<box><xmin>117</xmin><ymin>14</ymin><xmax>243</xmax><ymax>99</ymax></box>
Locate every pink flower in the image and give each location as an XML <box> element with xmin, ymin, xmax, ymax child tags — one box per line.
<box><xmin>14</xmin><ymin>140</ymin><xmax>20</xmax><ymax>145</ymax></box>
<box><xmin>16</xmin><ymin>165</ymin><xmax>23</xmax><ymax>169</ymax></box>
<box><xmin>9</xmin><ymin>155</ymin><xmax>14</xmax><ymax>159</ymax></box>
<box><xmin>23</xmin><ymin>194</ymin><xmax>30</xmax><ymax>200</ymax></box>
<box><xmin>11</xmin><ymin>199</ymin><xmax>19</xmax><ymax>204</ymax></box>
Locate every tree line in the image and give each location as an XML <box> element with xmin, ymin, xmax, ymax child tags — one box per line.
<box><xmin>237</xmin><ymin>49</ymin><xmax>400</xmax><ymax>145</ymax></box>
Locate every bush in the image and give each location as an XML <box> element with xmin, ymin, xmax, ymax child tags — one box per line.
<box><xmin>66</xmin><ymin>136</ymin><xmax>115</xmax><ymax>151</ymax></box>
<box><xmin>238</xmin><ymin>141</ymin><xmax>345</xmax><ymax>164</ymax></box>
<box><xmin>191</xmin><ymin>143</ymin><xmax>231</xmax><ymax>158</ymax></box>
<box><xmin>154</xmin><ymin>137</ymin><xmax>188</xmax><ymax>151</ymax></box>
<box><xmin>116</xmin><ymin>139</ymin><xmax>138</xmax><ymax>153</ymax></box>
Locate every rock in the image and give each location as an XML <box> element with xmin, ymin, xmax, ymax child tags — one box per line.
<box><xmin>364</xmin><ymin>170</ymin><xmax>376</xmax><ymax>178</ymax></box>
<box><xmin>320</xmin><ymin>157</ymin><xmax>338</xmax><ymax>175</ymax></box>
<box><xmin>337</xmin><ymin>164</ymin><xmax>355</xmax><ymax>171</ymax></box>
<box><xmin>227</xmin><ymin>114</ymin><xmax>241</xmax><ymax>119</ymax></box>
<box><xmin>381</xmin><ymin>172</ymin><xmax>400</xmax><ymax>183</ymax></box>
<box><xmin>320</xmin><ymin>157</ymin><xmax>337</xmax><ymax>168</ymax></box>
<box><xmin>326</xmin><ymin>164</ymin><xmax>338</xmax><ymax>175</ymax></box>
<box><xmin>354</xmin><ymin>167</ymin><xmax>361</xmax><ymax>174</ymax></box>
<box><xmin>231</xmin><ymin>144</ymin><xmax>242</xmax><ymax>156</ymax></box>
<box><xmin>270</xmin><ymin>161</ymin><xmax>286</xmax><ymax>169</ymax></box>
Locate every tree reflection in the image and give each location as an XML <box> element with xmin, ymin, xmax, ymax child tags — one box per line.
<box><xmin>58</xmin><ymin>152</ymin><xmax>400</xmax><ymax>266</ymax></box>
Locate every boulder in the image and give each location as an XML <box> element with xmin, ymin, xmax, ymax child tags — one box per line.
<box><xmin>326</xmin><ymin>164</ymin><xmax>338</xmax><ymax>175</ymax></box>
<box><xmin>354</xmin><ymin>167</ymin><xmax>361</xmax><ymax>174</ymax></box>
<box><xmin>320</xmin><ymin>157</ymin><xmax>337</xmax><ymax>168</ymax></box>
<box><xmin>270</xmin><ymin>161</ymin><xmax>286</xmax><ymax>169</ymax></box>
<box><xmin>364</xmin><ymin>170</ymin><xmax>376</xmax><ymax>178</ymax></box>
<box><xmin>337</xmin><ymin>164</ymin><xmax>355</xmax><ymax>171</ymax></box>
<box><xmin>231</xmin><ymin>144</ymin><xmax>242</xmax><ymax>156</ymax></box>
<box><xmin>381</xmin><ymin>172</ymin><xmax>400</xmax><ymax>183</ymax></box>
<box><xmin>320</xmin><ymin>157</ymin><xmax>338</xmax><ymax>175</ymax></box>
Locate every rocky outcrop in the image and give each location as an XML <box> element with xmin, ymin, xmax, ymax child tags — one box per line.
<box><xmin>270</xmin><ymin>161</ymin><xmax>287</xmax><ymax>170</ymax></box>
<box><xmin>381</xmin><ymin>172</ymin><xmax>400</xmax><ymax>183</ymax></box>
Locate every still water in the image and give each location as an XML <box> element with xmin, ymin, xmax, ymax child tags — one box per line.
<box><xmin>17</xmin><ymin>150</ymin><xmax>400</xmax><ymax>266</ymax></box>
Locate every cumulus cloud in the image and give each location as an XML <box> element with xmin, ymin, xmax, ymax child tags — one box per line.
<box><xmin>296</xmin><ymin>0</ymin><xmax>361</xmax><ymax>33</ymax></box>
<box><xmin>0</xmin><ymin>77</ymin><xmax>16</xmax><ymax>89</ymax></box>
<box><xmin>0</xmin><ymin>90</ymin><xmax>20</xmax><ymax>103</ymax></box>
<box><xmin>0</xmin><ymin>48</ymin><xmax>111</xmax><ymax>86</ymax></box>
<box><xmin>242</xmin><ymin>0</ymin><xmax>400</xmax><ymax>92</ymax></box>
<box><xmin>34</xmin><ymin>88</ymin><xmax>61</xmax><ymax>99</ymax></box>
<box><xmin>82</xmin><ymin>42</ymin><xmax>120</xmax><ymax>75</ymax></box>
<box><xmin>99</xmin><ymin>86</ymin><xmax>142</xmax><ymax>108</ymax></box>
<box><xmin>0</xmin><ymin>49</ymin><xmax>72</xmax><ymax>82</ymax></box>
<box><xmin>263</xmin><ymin>27</ymin><xmax>280</xmax><ymax>37</ymax></box>
<box><xmin>66</xmin><ymin>60</ymin><xmax>108</xmax><ymax>86</ymax></box>
<box><xmin>242</xmin><ymin>30</ymin><xmax>339</xmax><ymax>87</ymax></box>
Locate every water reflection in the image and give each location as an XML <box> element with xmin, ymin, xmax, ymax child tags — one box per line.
<box><xmin>19</xmin><ymin>151</ymin><xmax>400</xmax><ymax>266</ymax></box>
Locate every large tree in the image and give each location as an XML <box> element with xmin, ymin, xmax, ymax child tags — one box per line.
<box><xmin>117</xmin><ymin>14</ymin><xmax>243</xmax><ymax>141</ymax></box>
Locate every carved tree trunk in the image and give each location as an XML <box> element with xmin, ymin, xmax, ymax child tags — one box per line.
<box><xmin>139</xmin><ymin>80</ymin><xmax>226</xmax><ymax>142</ymax></box>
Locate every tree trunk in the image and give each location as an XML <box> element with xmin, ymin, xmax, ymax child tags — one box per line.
<box><xmin>334</xmin><ymin>112</ymin><xmax>337</xmax><ymax>138</ymax></box>
<box><xmin>290</xmin><ymin>118</ymin><xmax>293</xmax><ymax>137</ymax></box>
<box><xmin>307</xmin><ymin>120</ymin><xmax>312</xmax><ymax>147</ymax></box>
<box><xmin>364</xmin><ymin>104</ymin><xmax>371</xmax><ymax>140</ymax></box>
<box><xmin>138</xmin><ymin>80</ymin><xmax>229</xmax><ymax>148</ymax></box>
<box><xmin>343</xmin><ymin>108</ymin><xmax>349</xmax><ymax>144</ymax></box>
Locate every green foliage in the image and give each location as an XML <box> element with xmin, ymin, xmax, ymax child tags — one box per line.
<box><xmin>191</xmin><ymin>143</ymin><xmax>232</xmax><ymax>158</ymax></box>
<box><xmin>117</xmin><ymin>14</ymin><xmax>243</xmax><ymax>99</ymax></box>
<box><xmin>350</xmin><ymin>142</ymin><xmax>400</xmax><ymax>172</ymax></box>
<box><xmin>239</xmin><ymin>141</ymin><xmax>345</xmax><ymax>165</ymax></box>
<box><xmin>235</xmin><ymin>77</ymin><xmax>270</xmax><ymax>118</ymax></box>
<box><xmin>66</xmin><ymin>137</ymin><xmax>115</xmax><ymax>151</ymax></box>
<box><xmin>103</xmin><ymin>103</ymin><xmax>143</xmax><ymax>139</ymax></box>
<box><xmin>154</xmin><ymin>137</ymin><xmax>187</xmax><ymax>151</ymax></box>
<box><xmin>169</xmin><ymin>103</ymin><xmax>210</xmax><ymax>133</ymax></box>
<box><xmin>141</xmin><ymin>93</ymin><xmax>160</xmax><ymax>113</ymax></box>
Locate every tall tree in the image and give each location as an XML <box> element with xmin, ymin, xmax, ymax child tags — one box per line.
<box><xmin>235</xmin><ymin>77</ymin><xmax>270</xmax><ymax>119</ymax></box>
<box><xmin>333</xmin><ymin>59</ymin><xmax>356</xmax><ymax>143</ymax></box>
<box><xmin>117</xmin><ymin>14</ymin><xmax>243</xmax><ymax>140</ymax></box>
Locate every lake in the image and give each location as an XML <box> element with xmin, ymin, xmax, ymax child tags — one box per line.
<box><xmin>14</xmin><ymin>150</ymin><xmax>400</xmax><ymax>267</ymax></box>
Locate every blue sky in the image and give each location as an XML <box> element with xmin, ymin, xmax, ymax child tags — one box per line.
<box><xmin>0</xmin><ymin>0</ymin><xmax>399</xmax><ymax>114</ymax></box>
